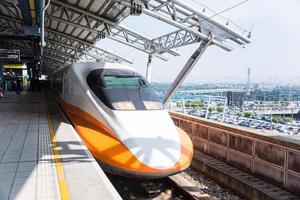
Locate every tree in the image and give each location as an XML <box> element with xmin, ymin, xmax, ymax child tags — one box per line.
<box><xmin>243</xmin><ymin>111</ymin><xmax>252</xmax><ymax>118</ymax></box>
<box><xmin>185</xmin><ymin>100</ymin><xmax>203</xmax><ymax>108</ymax></box>
<box><xmin>272</xmin><ymin>116</ymin><xmax>281</xmax><ymax>123</ymax></box>
<box><xmin>236</xmin><ymin>112</ymin><xmax>242</xmax><ymax>118</ymax></box>
<box><xmin>283</xmin><ymin>117</ymin><xmax>292</xmax><ymax>123</ymax></box>
<box><xmin>198</xmin><ymin>101</ymin><xmax>204</xmax><ymax>107</ymax></box>
<box><xmin>217</xmin><ymin>106</ymin><xmax>224</xmax><ymax>113</ymax></box>
<box><xmin>208</xmin><ymin>106</ymin><xmax>215</xmax><ymax>113</ymax></box>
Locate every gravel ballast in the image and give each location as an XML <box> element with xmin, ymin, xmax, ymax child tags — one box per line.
<box><xmin>181</xmin><ymin>168</ymin><xmax>243</xmax><ymax>200</ymax></box>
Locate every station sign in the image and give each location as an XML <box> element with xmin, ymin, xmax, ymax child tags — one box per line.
<box><xmin>3</xmin><ymin>64</ymin><xmax>26</xmax><ymax>69</ymax></box>
<box><xmin>0</xmin><ymin>49</ymin><xmax>20</xmax><ymax>61</ymax></box>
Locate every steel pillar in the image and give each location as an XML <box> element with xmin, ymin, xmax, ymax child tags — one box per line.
<box><xmin>182</xmin><ymin>98</ymin><xmax>186</xmax><ymax>114</ymax></box>
<box><xmin>162</xmin><ymin>34</ymin><xmax>213</xmax><ymax>105</ymax></box>
<box><xmin>146</xmin><ymin>54</ymin><xmax>153</xmax><ymax>82</ymax></box>
<box><xmin>221</xmin><ymin>97</ymin><xmax>227</xmax><ymax>123</ymax></box>
<box><xmin>0</xmin><ymin>60</ymin><xmax>3</xmax><ymax>87</ymax></box>
<box><xmin>41</xmin><ymin>0</ymin><xmax>50</xmax><ymax>47</ymax></box>
<box><xmin>205</xmin><ymin>96</ymin><xmax>211</xmax><ymax>119</ymax></box>
<box><xmin>168</xmin><ymin>99</ymin><xmax>172</xmax><ymax>111</ymax></box>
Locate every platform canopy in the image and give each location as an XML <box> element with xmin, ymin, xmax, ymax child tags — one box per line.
<box><xmin>0</xmin><ymin>0</ymin><xmax>251</xmax><ymax>73</ymax></box>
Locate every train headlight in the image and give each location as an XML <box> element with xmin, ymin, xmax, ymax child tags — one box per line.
<box><xmin>143</xmin><ymin>101</ymin><xmax>163</xmax><ymax>110</ymax></box>
<box><xmin>112</xmin><ymin>101</ymin><xmax>136</xmax><ymax>110</ymax></box>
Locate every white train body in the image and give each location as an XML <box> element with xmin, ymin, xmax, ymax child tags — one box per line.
<box><xmin>51</xmin><ymin>62</ymin><xmax>193</xmax><ymax>179</ymax></box>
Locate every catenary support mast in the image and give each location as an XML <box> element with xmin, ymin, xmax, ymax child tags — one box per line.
<box><xmin>162</xmin><ymin>33</ymin><xmax>213</xmax><ymax>105</ymax></box>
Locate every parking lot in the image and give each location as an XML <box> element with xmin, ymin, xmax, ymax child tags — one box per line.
<box><xmin>171</xmin><ymin>99</ymin><xmax>300</xmax><ymax>135</ymax></box>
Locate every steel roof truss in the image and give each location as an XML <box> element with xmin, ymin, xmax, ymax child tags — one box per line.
<box><xmin>47</xmin><ymin>40</ymin><xmax>118</xmax><ymax>64</ymax></box>
<box><xmin>46</xmin><ymin>29</ymin><xmax>133</xmax><ymax>64</ymax></box>
<box><xmin>48</xmin><ymin>0</ymin><xmax>178</xmax><ymax>57</ymax></box>
<box><xmin>116</xmin><ymin>0</ymin><xmax>250</xmax><ymax>51</ymax></box>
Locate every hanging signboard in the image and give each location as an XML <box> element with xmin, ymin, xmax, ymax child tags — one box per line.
<box><xmin>0</xmin><ymin>49</ymin><xmax>20</xmax><ymax>61</ymax></box>
<box><xmin>3</xmin><ymin>64</ymin><xmax>26</xmax><ymax>69</ymax></box>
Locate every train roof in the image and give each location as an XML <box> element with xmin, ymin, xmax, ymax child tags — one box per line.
<box><xmin>51</xmin><ymin>62</ymin><xmax>137</xmax><ymax>75</ymax></box>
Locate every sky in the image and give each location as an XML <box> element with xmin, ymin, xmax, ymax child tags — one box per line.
<box><xmin>97</xmin><ymin>0</ymin><xmax>300</xmax><ymax>85</ymax></box>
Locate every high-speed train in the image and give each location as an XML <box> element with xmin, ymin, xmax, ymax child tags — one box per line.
<box><xmin>50</xmin><ymin>62</ymin><xmax>193</xmax><ymax>179</ymax></box>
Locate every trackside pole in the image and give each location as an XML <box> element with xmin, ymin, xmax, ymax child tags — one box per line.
<box><xmin>221</xmin><ymin>97</ymin><xmax>227</xmax><ymax>122</ymax></box>
<box><xmin>205</xmin><ymin>96</ymin><xmax>211</xmax><ymax>119</ymax></box>
<box><xmin>182</xmin><ymin>98</ymin><xmax>186</xmax><ymax>114</ymax></box>
<box><xmin>146</xmin><ymin>54</ymin><xmax>153</xmax><ymax>82</ymax></box>
<box><xmin>162</xmin><ymin>34</ymin><xmax>213</xmax><ymax>105</ymax></box>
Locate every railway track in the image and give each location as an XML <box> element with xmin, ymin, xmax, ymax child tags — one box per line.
<box><xmin>107</xmin><ymin>150</ymin><xmax>300</xmax><ymax>200</ymax></box>
<box><xmin>191</xmin><ymin>150</ymin><xmax>300</xmax><ymax>200</ymax></box>
<box><xmin>107</xmin><ymin>174</ymin><xmax>211</xmax><ymax>200</ymax></box>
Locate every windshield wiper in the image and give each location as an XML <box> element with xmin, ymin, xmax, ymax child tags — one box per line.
<box><xmin>139</xmin><ymin>84</ymin><xmax>147</xmax><ymax>91</ymax></box>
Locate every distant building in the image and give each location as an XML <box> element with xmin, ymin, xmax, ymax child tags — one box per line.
<box><xmin>227</xmin><ymin>91</ymin><xmax>246</xmax><ymax>107</ymax></box>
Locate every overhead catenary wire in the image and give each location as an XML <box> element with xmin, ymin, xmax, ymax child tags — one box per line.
<box><xmin>191</xmin><ymin>0</ymin><xmax>251</xmax><ymax>34</ymax></box>
<box><xmin>199</xmin><ymin>0</ymin><xmax>249</xmax><ymax>23</ymax></box>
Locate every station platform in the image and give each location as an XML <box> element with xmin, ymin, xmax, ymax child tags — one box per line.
<box><xmin>0</xmin><ymin>92</ymin><xmax>121</xmax><ymax>200</ymax></box>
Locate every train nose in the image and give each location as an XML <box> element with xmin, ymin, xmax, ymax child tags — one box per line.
<box><xmin>115</xmin><ymin>110</ymin><xmax>182</xmax><ymax>169</ymax></box>
<box><xmin>119</xmin><ymin>126</ymin><xmax>193</xmax><ymax>174</ymax></box>
<box><xmin>124</xmin><ymin>135</ymin><xmax>181</xmax><ymax>169</ymax></box>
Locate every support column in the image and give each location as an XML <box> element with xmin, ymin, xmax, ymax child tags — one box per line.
<box><xmin>205</xmin><ymin>96</ymin><xmax>211</xmax><ymax>119</ymax></box>
<box><xmin>168</xmin><ymin>99</ymin><xmax>172</xmax><ymax>111</ymax></box>
<box><xmin>182</xmin><ymin>98</ymin><xmax>186</xmax><ymax>114</ymax></box>
<box><xmin>41</xmin><ymin>0</ymin><xmax>50</xmax><ymax>47</ymax></box>
<box><xmin>221</xmin><ymin>97</ymin><xmax>227</xmax><ymax>122</ymax></box>
<box><xmin>0</xmin><ymin>60</ymin><xmax>3</xmax><ymax>87</ymax></box>
<box><xmin>162</xmin><ymin>34</ymin><xmax>213</xmax><ymax>105</ymax></box>
<box><xmin>146</xmin><ymin>54</ymin><xmax>153</xmax><ymax>83</ymax></box>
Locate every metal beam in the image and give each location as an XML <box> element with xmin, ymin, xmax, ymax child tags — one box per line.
<box><xmin>116</xmin><ymin>0</ymin><xmax>250</xmax><ymax>51</ymax></box>
<box><xmin>151</xmin><ymin>29</ymin><xmax>201</xmax><ymax>51</ymax></box>
<box><xmin>0</xmin><ymin>33</ymin><xmax>34</xmax><ymax>40</ymax></box>
<box><xmin>46</xmin><ymin>28</ymin><xmax>133</xmax><ymax>64</ymax></box>
<box><xmin>48</xmin><ymin>0</ymin><xmax>179</xmax><ymax>57</ymax></box>
<box><xmin>46</xmin><ymin>40</ymin><xmax>107</xmax><ymax>63</ymax></box>
<box><xmin>41</xmin><ymin>0</ymin><xmax>50</xmax><ymax>46</ymax></box>
<box><xmin>0</xmin><ymin>15</ymin><xmax>23</xmax><ymax>33</ymax></box>
<box><xmin>0</xmin><ymin>40</ymin><xmax>33</xmax><ymax>57</ymax></box>
<box><xmin>168</xmin><ymin>0</ymin><xmax>250</xmax><ymax>44</ymax></box>
<box><xmin>46</xmin><ymin>35</ymin><xmax>130</xmax><ymax>64</ymax></box>
<box><xmin>0</xmin><ymin>8</ymin><xmax>134</xmax><ymax>66</ymax></box>
<box><xmin>143</xmin><ymin>7</ymin><xmax>231</xmax><ymax>51</ymax></box>
<box><xmin>46</xmin><ymin>40</ymin><xmax>80</xmax><ymax>58</ymax></box>
<box><xmin>44</xmin><ymin>55</ymin><xmax>69</xmax><ymax>64</ymax></box>
<box><xmin>44</xmin><ymin>49</ymin><xmax>74</xmax><ymax>62</ymax></box>
<box><xmin>162</xmin><ymin>34</ymin><xmax>213</xmax><ymax>105</ymax></box>
<box><xmin>44</xmin><ymin>47</ymin><xmax>77</xmax><ymax>60</ymax></box>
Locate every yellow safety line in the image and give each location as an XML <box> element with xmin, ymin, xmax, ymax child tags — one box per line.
<box><xmin>47</xmin><ymin>114</ymin><xmax>71</xmax><ymax>200</ymax></box>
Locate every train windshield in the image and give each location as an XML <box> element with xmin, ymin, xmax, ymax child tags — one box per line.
<box><xmin>103</xmin><ymin>75</ymin><xmax>146</xmax><ymax>90</ymax></box>
<box><xmin>87</xmin><ymin>69</ymin><xmax>163</xmax><ymax>111</ymax></box>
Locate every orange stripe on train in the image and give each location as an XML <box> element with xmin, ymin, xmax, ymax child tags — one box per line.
<box><xmin>61</xmin><ymin>100</ymin><xmax>193</xmax><ymax>174</ymax></box>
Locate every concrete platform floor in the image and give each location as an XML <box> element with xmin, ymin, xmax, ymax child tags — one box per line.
<box><xmin>0</xmin><ymin>92</ymin><xmax>121</xmax><ymax>200</ymax></box>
